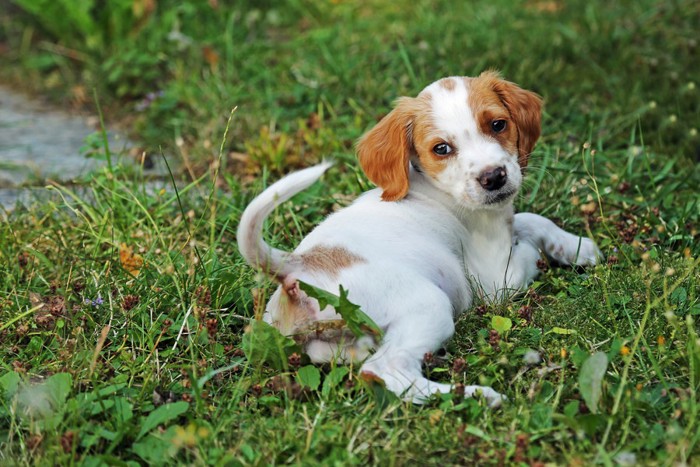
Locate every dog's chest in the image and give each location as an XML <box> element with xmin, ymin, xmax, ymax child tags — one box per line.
<box><xmin>460</xmin><ymin>224</ymin><xmax>517</xmax><ymax>297</ymax></box>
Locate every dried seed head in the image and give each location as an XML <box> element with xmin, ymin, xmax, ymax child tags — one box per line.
<box><xmin>514</xmin><ymin>433</ymin><xmax>529</xmax><ymax>463</ymax></box>
<box><xmin>60</xmin><ymin>431</ymin><xmax>75</xmax><ymax>453</ymax></box>
<box><xmin>195</xmin><ymin>285</ymin><xmax>212</xmax><ymax>307</ymax></box>
<box><xmin>266</xmin><ymin>376</ymin><xmax>285</xmax><ymax>393</ymax></box>
<box><xmin>344</xmin><ymin>377</ymin><xmax>355</xmax><ymax>391</ymax></box>
<box><xmin>526</xmin><ymin>289</ymin><xmax>543</xmax><ymax>303</ymax></box>
<box><xmin>489</xmin><ymin>330</ymin><xmax>500</xmax><ymax>351</ymax></box>
<box><xmin>452</xmin><ymin>382</ymin><xmax>465</xmax><ymax>401</ymax></box>
<box><xmin>18</xmin><ymin>252</ymin><xmax>30</xmax><ymax>268</ymax></box>
<box><xmin>71</xmin><ymin>280</ymin><xmax>85</xmax><ymax>294</ymax></box>
<box><xmin>26</xmin><ymin>434</ymin><xmax>43</xmax><ymax>451</ymax></box>
<box><xmin>452</xmin><ymin>357</ymin><xmax>466</xmax><ymax>374</ymax></box>
<box><xmin>16</xmin><ymin>323</ymin><xmax>29</xmax><ymax>337</ymax></box>
<box><xmin>122</xmin><ymin>294</ymin><xmax>140</xmax><ymax>311</ymax></box>
<box><xmin>517</xmin><ymin>305</ymin><xmax>533</xmax><ymax>322</ymax></box>
<box><xmin>206</xmin><ymin>318</ymin><xmax>218</xmax><ymax>338</ymax></box>
<box><xmin>35</xmin><ymin>311</ymin><xmax>56</xmax><ymax>329</ymax></box>
<box><xmin>288</xmin><ymin>352</ymin><xmax>302</xmax><ymax>369</ymax></box>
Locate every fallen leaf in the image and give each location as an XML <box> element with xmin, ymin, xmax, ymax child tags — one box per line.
<box><xmin>119</xmin><ymin>243</ymin><xmax>144</xmax><ymax>277</ymax></box>
<box><xmin>29</xmin><ymin>292</ymin><xmax>45</xmax><ymax>309</ymax></box>
<box><xmin>202</xmin><ymin>46</ymin><xmax>220</xmax><ymax>68</ymax></box>
<box><xmin>580</xmin><ymin>201</ymin><xmax>598</xmax><ymax>215</ymax></box>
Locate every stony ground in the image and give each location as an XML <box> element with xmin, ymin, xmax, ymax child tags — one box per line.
<box><xmin>0</xmin><ymin>85</ymin><xmax>133</xmax><ymax>209</ymax></box>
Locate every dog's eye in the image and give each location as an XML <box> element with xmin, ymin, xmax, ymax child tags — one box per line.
<box><xmin>491</xmin><ymin>119</ymin><xmax>507</xmax><ymax>133</ymax></box>
<box><xmin>433</xmin><ymin>143</ymin><xmax>453</xmax><ymax>156</ymax></box>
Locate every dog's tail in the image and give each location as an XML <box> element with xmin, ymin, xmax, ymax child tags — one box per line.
<box><xmin>237</xmin><ymin>162</ymin><xmax>333</xmax><ymax>279</ymax></box>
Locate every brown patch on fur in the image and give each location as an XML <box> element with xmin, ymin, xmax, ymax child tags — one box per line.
<box><xmin>438</xmin><ymin>77</ymin><xmax>456</xmax><ymax>91</ymax></box>
<box><xmin>269</xmin><ymin>246</ymin><xmax>365</xmax><ymax>335</ymax></box>
<box><xmin>301</xmin><ymin>245</ymin><xmax>366</xmax><ymax>276</ymax></box>
<box><xmin>470</xmin><ymin>71</ymin><xmax>542</xmax><ymax>168</ymax></box>
<box><xmin>468</xmin><ymin>77</ymin><xmax>519</xmax><ymax>156</ymax></box>
<box><xmin>275</xmin><ymin>289</ymin><xmax>315</xmax><ymax>335</ymax></box>
<box><xmin>357</xmin><ymin>96</ymin><xmax>431</xmax><ymax>201</ymax></box>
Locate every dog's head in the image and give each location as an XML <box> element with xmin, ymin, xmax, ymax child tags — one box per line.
<box><xmin>357</xmin><ymin>71</ymin><xmax>542</xmax><ymax>207</ymax></box>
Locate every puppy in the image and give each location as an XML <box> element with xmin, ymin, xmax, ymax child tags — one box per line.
<box><xmin>237</xmin><ymin>71</ymin><xmax>600</xmax><ymax>406</ymax></box>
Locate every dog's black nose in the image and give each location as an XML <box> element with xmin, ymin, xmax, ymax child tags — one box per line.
<box><xmin>478</xmin><ymin>167</ymin><xmax>507</xmax><ymax>191</ymax></box>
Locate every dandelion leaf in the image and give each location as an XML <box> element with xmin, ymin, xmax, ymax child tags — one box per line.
<box><xmin>578</xmin><ymin>352</ymin><xmax>608</xmax><ymax>414</ymax></box>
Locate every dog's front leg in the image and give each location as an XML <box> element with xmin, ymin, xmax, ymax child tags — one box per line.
<box><xmin>513</xmin><ymin>212</ymin><xmax>602</xmax><ymax>266</ymax></box>
<box><xmin>358</xmin><ymin>284</ymin><xmax>505</xmax><ymax>407</ymax></box>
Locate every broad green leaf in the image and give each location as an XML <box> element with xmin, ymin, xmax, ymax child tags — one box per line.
<box><xmin>563</xmin><ymin>400</ymin><xmax>580</xmax><ymax>419</ymax></box>
<box><xmin>577</xmin><ymin>414</ymin><xmax>607</xmax><ymax>437</ymax></box>
<box><xmin>322</xmin><ymin>367</ymin><xmax>350</xmax><ymax>397</ymax></box>
<box><xmin>0</xmin><ymin>371</ymin><xmax>21</xmax><ymax>400</ymax></box>
<box><xmin>298</xmin><ymin>282</ymin><xmax>383</xmax><ymax>338</ymax></box>
<box><xmin>578</xmin><ymin>352</ymin><xmax>608</xmax><ymax>414</ymax></box>
<box><xmin>607</xmin><ymin>337</ymin><xmax>624</xmax><ymax>361</ymax></box>
<box><xmin>89</xmin><ymin>399</ymin><xmax>115</xmax><ymax>416</ymax></box>
<box><xmin>45</xmin><ymin>372</ymin><xmax>73</xmax><ymax>408</ymax></box>
<box><xmin>240</xmin><ymin>444</ymin><xmax>257</xmax><ymax>462</ymax></box>
<box><xmin>137</xmin><ymin>401</ymin><xmax>189</xmax><ymax>440</ymax></box>
<box><xmin>460</xmin><ymin>424</ymin><xmax>492</xmax><ymax>441</ymax></box>
<box><xmin>113</xmin><ymin>397</ymin><xmax>133</xmax><ymax>425</ymax></box>
<box><xmin>242</xmin><ymin>320</ymin><xmax>301</xmax><ymax>370</ymax></box>
<box><xmin>296</xmin><ymin>365</ymin><xmax>321</xmax><ymax>390</ymax></box>
<box><xmin>491</xmin><ymin>315</ymin><xmax>512</xmax><ymax>334</ymax></box>
<box><xmin>529</xmin><ymin>403</ymin><xmax>553</xmax><ymax>430</ymax></box>
<box><xmin>132</xmin><ymin>426</ymin><xmax>179</xmax><ymax>464</ymax></box>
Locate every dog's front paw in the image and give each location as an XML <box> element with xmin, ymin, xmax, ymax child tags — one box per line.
<box><xmin>571</xmin><ymin>237</ymin><xmax>603</xmax><ymax>267</ymax></box>
<box><xmin>463</xmin><ymin>385</ymin><xmax>507</xmax><ymax>408</ymax></box>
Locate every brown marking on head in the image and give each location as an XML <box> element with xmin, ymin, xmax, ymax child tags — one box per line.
<box><xmin>469</xmin><ymin>71</ymin><xmax>543</xmax><ymax>168</ymax></box>
<box><xmin>301</xmin><ymin>245</ymin><xmax>366</xmax><ymax>276</ymax></box>
<box><xmin>438</xmin><ymin>77</ymin><xmax>457</xmax><ymax>91</ymax></box>
<box><xmin>356</xmin><ymin>96</ymin><xmax>431</xmax><ymax>201</ymax></box>
<box><xmin>409</xmin><ymin>110</ymin><xmax>453</xmax><ymax>180</ymax></box>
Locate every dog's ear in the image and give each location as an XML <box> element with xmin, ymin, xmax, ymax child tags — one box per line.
<box><xmin>357</xmin><ymin>97</ymin><xmax>418</xmax><ymax>201</ymax></box>
<box><xmin>486</xmin><ymin>72</ymin><xmax>543</xmax><ymax>168</ymax></box>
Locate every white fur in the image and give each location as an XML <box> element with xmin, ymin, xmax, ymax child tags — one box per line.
<box><xmin>237</xmin><ymin>76</ymin><xmax>601</xmax><ymax>407</ymax></box>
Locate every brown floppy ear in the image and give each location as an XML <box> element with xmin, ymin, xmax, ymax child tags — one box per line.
<box><xmin>488</xmin><ymin>74</ymin><xmax>543</xmax><ymax>168</ymax></box>
<box><xmin>356</xmin><ymin>97</ymin><xmax>417</xmax><ymax>201</ymax></box>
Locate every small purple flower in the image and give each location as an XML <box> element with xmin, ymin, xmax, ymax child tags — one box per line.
<box><xmin>84</xmin><ymin>296</ymin><xmax>104</xmax><ymax>307</ymax></box>
<box><xmin>135</xmin><ymin>90</ymin><xmax>165</xmax><ymax>112</ymax></box>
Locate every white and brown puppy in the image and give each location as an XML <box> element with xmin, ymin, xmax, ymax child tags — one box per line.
<box><xmin>238</xmin><ymin>71</ymin><xmax>600</xmax><ymax>406</ymax></box>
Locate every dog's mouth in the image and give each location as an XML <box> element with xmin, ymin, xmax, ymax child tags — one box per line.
<box><xmin>483</xmin><ymin>188</ymin><xmax>517</xmax><ymax>205</ymax></box>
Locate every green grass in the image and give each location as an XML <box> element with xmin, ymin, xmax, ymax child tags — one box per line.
<box><xmin>1</xmin><ymin>0</ymin><xmax>699</xmax><ymax>464</ymax></box>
